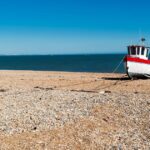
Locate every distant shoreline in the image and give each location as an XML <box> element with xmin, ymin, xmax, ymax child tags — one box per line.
<box><xmin>0</xmin><ymin>70</ymin><xmax>125</xmax><ymax>74</ymax></box>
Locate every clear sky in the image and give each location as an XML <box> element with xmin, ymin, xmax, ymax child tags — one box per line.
<box><xmin>0</xmin><ymin>0</ymin><xmax>149</xmax><ymax>55</ymax></box>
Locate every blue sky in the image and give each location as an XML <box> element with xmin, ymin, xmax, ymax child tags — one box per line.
<box><xmin>0</xmin><ymin>0</ymin><xmax>149</xmax><ymax>54</ymax></box>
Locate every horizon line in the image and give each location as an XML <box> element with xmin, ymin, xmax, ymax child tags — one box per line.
<box><xmin>0</xmin><ymin>53</ymin><xmax>126</xmax><ymax>56</ymax></box>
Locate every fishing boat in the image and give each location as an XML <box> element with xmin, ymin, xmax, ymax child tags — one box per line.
<box><xmin>124</xmin><ymin>38</ymin><xmax>150</xmax><ymax>79</ymax></box>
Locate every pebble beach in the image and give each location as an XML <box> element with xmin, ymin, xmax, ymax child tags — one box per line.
<box><xmin>0</xmin><ymin>70</ymin><xmax>149</xmax><ymax>149</ymax></box>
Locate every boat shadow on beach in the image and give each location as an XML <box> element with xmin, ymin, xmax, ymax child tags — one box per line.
<box><xmin>102</xmin><ymin>77</ymin><xmax>130</xmax><ymax>81</ymax></box>
<box><xmin>103</xmin><ymin>76</ymin><xmax>149</xmax><ymax>81</ymax></box>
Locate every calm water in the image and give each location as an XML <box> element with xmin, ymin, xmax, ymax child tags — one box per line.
<box><xmin>0</xmin><ymin>54</ymin><xmax>126</xmax><ymax>73</ymax></box>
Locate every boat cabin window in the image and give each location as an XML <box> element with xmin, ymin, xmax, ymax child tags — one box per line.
<box><xmin>137</xmin><ymin>47</ymin><xmax>140</xmax><ymax>55</ymax></box>
<box><xmin>131</xmin><ymin>46</ymin><xmax>136</xmax><ymax>55</ymax></box>
<box><xmin>141</xmin><ymin>47</ymin><xmax>145</xmax><ymax>55</ymax></box>
<box><xmin>146</xmin><ymin>50</ymin><xmax>149</xmax><ymax>57</ymax></box>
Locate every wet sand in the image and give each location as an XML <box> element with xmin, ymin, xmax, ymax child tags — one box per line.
<box><xmin>0</xmin><ymin>70</ymin><xmax>149</xmax><ymax>149</ymax></box>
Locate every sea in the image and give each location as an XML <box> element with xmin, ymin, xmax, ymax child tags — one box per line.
<box><xmin>0</xmin><ymin>54</ymin><xmax>126</xmax><ymax>73</ymax></box>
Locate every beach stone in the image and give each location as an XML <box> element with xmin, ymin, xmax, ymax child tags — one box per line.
<box><xmin>99</xmin><ymin>90</ymin><xmax>111</xmax><ymax>94</ymax></box>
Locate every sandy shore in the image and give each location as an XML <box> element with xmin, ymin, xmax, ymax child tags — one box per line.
<box><xmin>0</xmin><ymin>70</ymin><xmax>149</xmax><ymax>149</ymax></box>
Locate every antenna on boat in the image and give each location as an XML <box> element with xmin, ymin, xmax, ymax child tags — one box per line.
<box><xmin>137</xmin><ymin>29</ymin><xmax>146</xmax><ymax>46</ymax></box>
<box><xmin>141</xmin><ymin>38</ymin><xmax>146</xmax><ymax>42</ymax></box>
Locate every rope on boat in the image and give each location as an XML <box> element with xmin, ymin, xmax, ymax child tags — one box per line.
<box><xmin>93</xmin><ymin>56</ymin><xmax>128</xmax><ymax>91</ymax></box>
<box><xmin>112</xmin><ymin>56</ymin><xmax>125</xmax><ymax>73</ymax></box>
